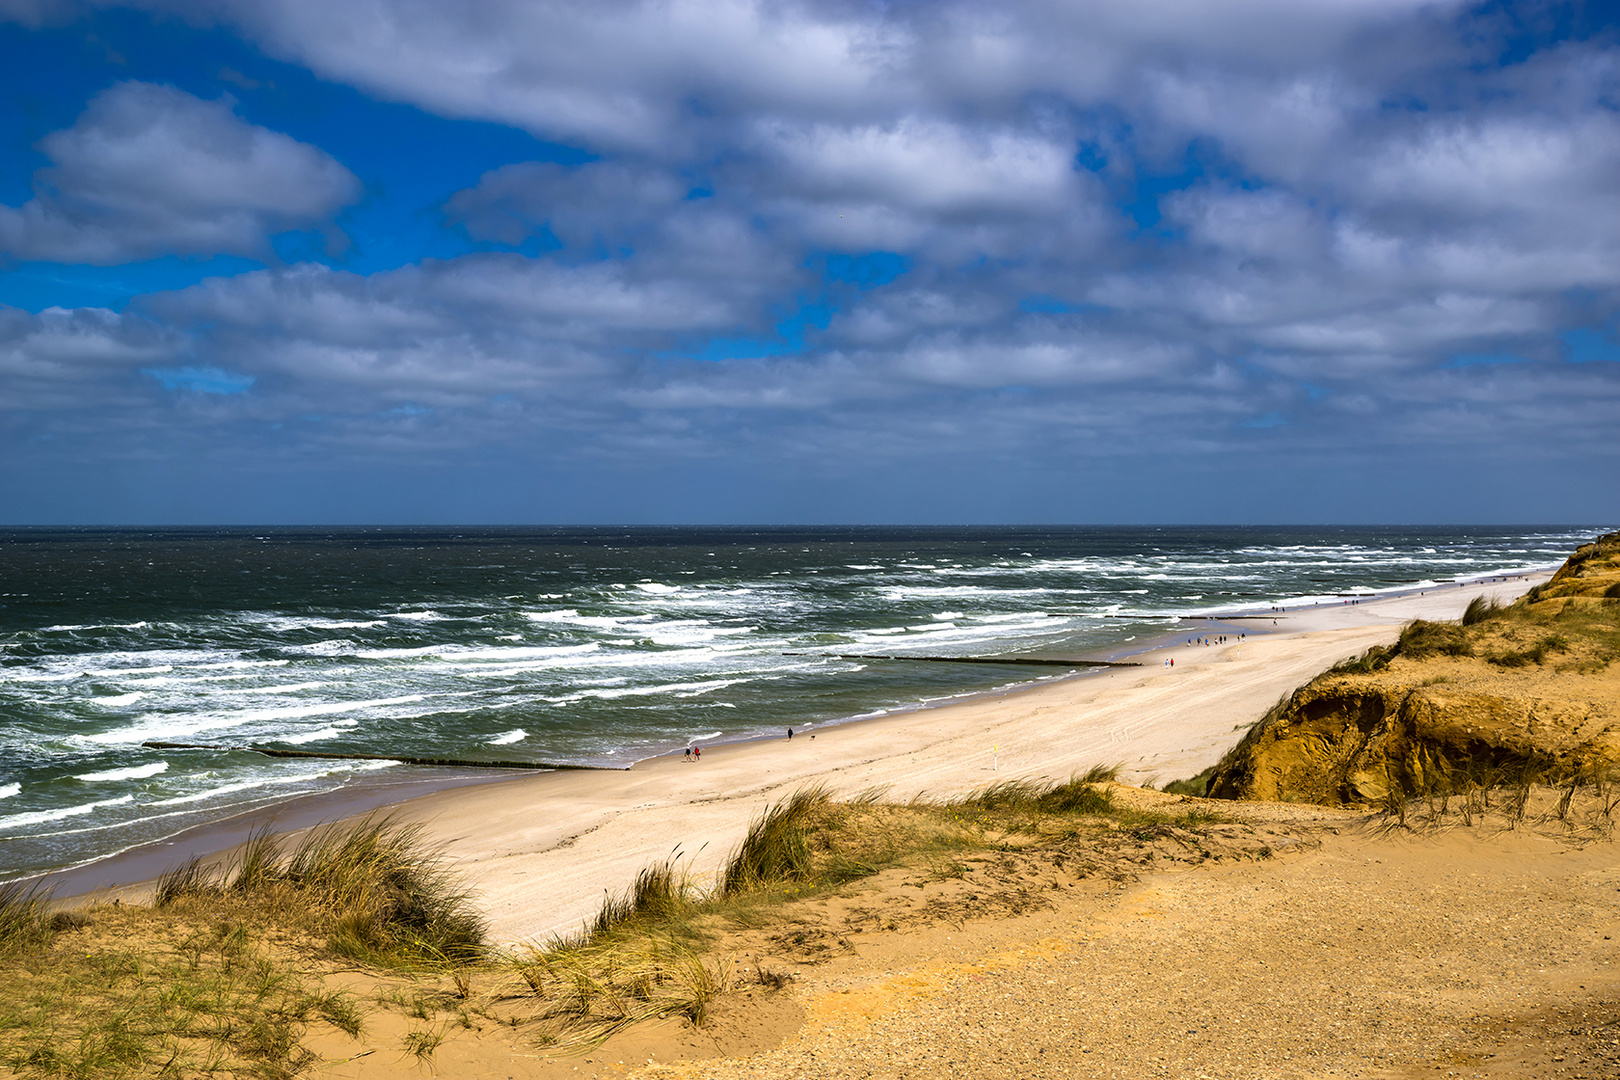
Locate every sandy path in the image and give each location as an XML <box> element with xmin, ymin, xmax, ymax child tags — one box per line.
<box><xmin>402</xmin><ymin>575</ymin><xmax>1547</xmax><ymax>944</ymax></box>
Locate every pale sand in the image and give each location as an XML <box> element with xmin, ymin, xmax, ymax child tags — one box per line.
<box><xmin>396</xmin><ymin>573</ymin><xmax>1550</xmax><ymax>945</ymax></box>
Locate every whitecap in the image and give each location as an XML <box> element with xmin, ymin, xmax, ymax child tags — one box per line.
<box><xmin>93</xmin><ymin>692</ymin><xmax>145</xmax><ymax>707</ymax></box>
<box><xmin>390</xmin><ymin>610</ymin><xmax>443</xmax><ymax>621</ymax></box>
<box><xmin>635</xmin><ymin>582</ymin><xmax>680</xmax><ymax>594</ymax></box>
<box><xmin>280</xmin><ymin>720</ymin><xmax>358</xmax><ymax>745</ymax></box>
<box><xmin>525</xmin><ymin>609</ymin><xmax>579</xmax><ymax>622</ymax></box>
<box><xmin>0</xmin><ymin>783</ymin><xmax>18</xmax><ymax>800</ymax></box>
<box><xmin>84</xmin><ymin>693</ymin><xmax>430</xmax><ymax>745</ymax></box>
<box><xmin>488</xmin><ymin>729</ymin><xmax>527</xmax><ymax>745</ymax></box>
<box><xmin>74</xmin><ymin>761</ymin><xmax>168</xmax><ymax>782</ymax></box>
<box><xmin>0</xmin><ymin>794</ymin><xmax>134</xmax><ymax>831</ymax></box>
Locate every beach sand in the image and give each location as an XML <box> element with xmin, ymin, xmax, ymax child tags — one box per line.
<box><xmin>391</xmin><ymin>574</ymin><xmax>1549</xmax><ymax>945</ymax></box>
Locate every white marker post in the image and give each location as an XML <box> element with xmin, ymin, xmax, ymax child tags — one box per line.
<box><xmin>993</xmin><ymin>744</ymin><xmax>998</xmax><ymax>772</ymax></box>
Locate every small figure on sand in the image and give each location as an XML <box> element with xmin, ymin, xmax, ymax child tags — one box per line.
<box><xmin>787</xmin><ymin>727</ymin><xmax>794</xmax><ymax>740</ymax></box>
<box><xmin>684</xmin><ymin>746</ymin><xmax>691</xmax><ymax>762</ymax></box>
<box><xmin>693</xmin><ymin>745</ymin><xmax>701</xmax><ymax>762</ymax></box>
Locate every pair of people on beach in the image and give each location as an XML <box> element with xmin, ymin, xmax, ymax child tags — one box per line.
<box><xmin>683</xmin><ymin>745</ymin><xmax>701</xmax><ymax>762</ymax></box>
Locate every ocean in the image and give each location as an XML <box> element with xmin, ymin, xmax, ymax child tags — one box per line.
<box><xmin>0</xmin><ymin>524</ymin><xmax>1594</xmax><ymax>881</ymax></box>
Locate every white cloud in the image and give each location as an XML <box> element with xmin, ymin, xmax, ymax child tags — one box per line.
<box><xmin>0</xmin><ymin>81</ymin><xmax>359</xmax><ymax>265</ymax></box>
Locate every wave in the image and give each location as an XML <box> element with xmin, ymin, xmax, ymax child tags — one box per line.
<box><xmin>0</xmin><ymin>795</ymin><xmax>134</xmax><ymax>832</ymax></box>
<box><xmin>146</xmin><ymin>763</ymin><xmax>392</xmax><ymax>807</ymax></box>
<box><xmin>74</xmin><ymin>762</ymin><xmax>168</xmax><ymax>782</ymax></box>
<box><xmin>0</xmin><ymin>783</ymin><xmax>17</xmax><ymax>800</ymax></box>
<box><xmin>279</xmin><ymin>720</ymin><xmax>359</xmax><ymax>745</ymax></box>
<box><xmin>83</xmin><ymin>693</ymin><xmax>431</xmax><ymax>745</ymax></box>
<box><xmin>92</xmin><ymin>691</ymin><xmax>145</xmax><ymax>707</ymax></box>
<box><xmin>488</xmin><ymin>728</ymin><xmax>527</xmax><ymax>745</ymax></box>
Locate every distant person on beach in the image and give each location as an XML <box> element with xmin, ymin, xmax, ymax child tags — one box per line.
<box><xmin>684</xmin><ymin>747</ymin><xmax>691</xmax><ymax>762</ymax></box>
<box><xmin>788</xmin><ymin>728</ymin><xmax>793</xmax><ymax>740</ymax></box>
<box><xmin>693</xmin><ymin>745</ymin><xmax>701</xmax><ymax>761</ymax></box>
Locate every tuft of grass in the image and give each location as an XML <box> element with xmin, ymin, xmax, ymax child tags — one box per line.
<box><xmin>1396</xmin><ymin>619</ymin><xmax>1473</xmax><ymax>659</ymax></box>
<box><xmin>280</xmin><ymin>814</ymin><xmax>487</xmax><ymax>966</ymax></box>
<box><xmin>1329</xmin><ymin>645</ymin><xmax>1392</xmax><ymax>675</ymax></box>
<box><xmin>0</xmin><ymin>879</ymin><xmax>54</xmax><ymax>955</ymax></box>
<box><xmin>948</xmin><ymin>766</ymin><xmax>1118</xmax><ymax>817</ymax></box>
<box><xmin>591</xmin><ymin>858</ymin><xmax>692</xmax><ymax>939</ymax></box>
<box><xmin>720</xmin><ymin>787</ymin><xmax>830</xmax><ymax>899</ymax></box>
<box><xmin>1462</xmin><ymin>595</ymin><xmax>1505</xmax><ymax>625</ymax></box>
<box><xmin>1161</xmin><ymin>764</ymin><xmax>1219</xmax><ymax>798</ymax></box>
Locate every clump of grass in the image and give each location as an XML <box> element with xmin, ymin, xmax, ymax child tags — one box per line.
<box><xmin>285</xmin><ymin>814</ymin><xmax>485</xmax><ymax>966</ymax></box>
<box><xmin>1396</xmin><ymin>619</ymin><xmax>1473</xmax><ymax>659</ymax></box>
<box><xmin>591</xmin><ymin>858</ymin><xmax>693</xmax><ymax>939</ymax></box>
<box><xmin>1329</xmin><ymin>645</ymin><xmax>1392</xmax><ymax>675</ymax></box>
<box><xmin>1462</xmin><ymin>595</ymin><xmax>1505</xmax><ymax>625</ymax></box>
<box><xmin>948</xmin><ymin>766</ymin><xmax>1118</xmax><ymax>816</ymax></box>
<box><xmin>720</xmin><ymin>787</ymin><xmax>830</xmax><ymax>898</ymax></box>
<box><xmin>156</xmin><ymin>814</ymin><xmax>486</xmax><ymax>967</ymax></box>
<box><xmin>0</xmin><ymin>880</ymin><xmax>55</xmax><ymax>955</ymax></box>
<box><xmin>1161</xmin><ymin>764</ymin><xmax>1219</xmax><ymax>798</ymax></box>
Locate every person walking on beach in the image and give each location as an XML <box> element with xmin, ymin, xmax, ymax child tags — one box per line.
<box><xmin>788</xmin><ymin>727</ymin><xmax>793</xmax><ymax>740</ymax></box>
<box><xmin>693</xmin><ymin>745</ymin><xmax>701</xmax><ymax>762</ymax></box>
<box><xmin>684</xmin><ymin>747</ymin><xmax>691</xmax><ymax>762</ymax></box>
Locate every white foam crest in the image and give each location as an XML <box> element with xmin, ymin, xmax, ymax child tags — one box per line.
<box><xmin>263</xmin><ymin>617</ymin><xmax>387</xmax><ymax>631</ymax></box>
<box><xmin>635</xmin><ymin>582</ymin><xmax>681</xmax><ymax>594</ymax></box>
<box><xmin>87</xmin><ymin>665</ymin><xmax>172</xmax><ymax>677</ymax></box>
<box><xmin>279</xmin><ymin>720</ymin><xmax>359</xmax><ymax>745</ymax></box>
<box><xmin>390</xmin><ymin>610</ymin><xmax>444</xmax><ymax>621</ymax></box>
<box><xmin>845</xmin><ymin>565</ymin><xmax>883</xmax><ymax>570</ymax></box>
<box><xmin>42</xmin><ymin>621</ymin><xmax>150</xmax><ymax>632</ymax></box>
<box><xmin>147</xmin><ymin>768</ymin><xmax>353</xmax><ymax>807</ymax></box>
<box><xmin>488</xmin><ymin>729</ymin><xmax>527</xmax><ymax>745</ymax></box>
<box><xmin>0</xmin><ymin>783</ymin><xmax>18</xmax><ymax>800</ymax></box>
<box><xmin>524</xmin><ymin>609</ymin><xmax>580</xmax><ymax>622</ymax></box>
<box><xmin>215</xmin><ymin>682</ymin><xmax>330</xmax><ymax>696</ymax></box>
<box><xmin>0</xmin><ymin>670</ymin><xmax>84</xmax><ymax>683</ymax></box>
<box><xmin>74</xmin><ymin>761</ymin><xmax>168</xmax><ymax>782</ymax></box>
<box><xmin>126</xmin><ymin>670</ymin><xmax>277</xmax><ymax>686</ymax></box>
<box><xmin>196</xmin><ymin>659</ymin><xmax>290</xmax><ymax>670</ymax></box>
<box><xmin>443</xmin><ymin>643</ymin><xmax>601</xmax><ymax>662</ymax></box>
<box><xmin>544</xmin><ymin>677</ymin><xmax>754</xmax><ymax>704</ymax></box>
<box><xmin>0</xmin><ymin>794</ymin><xmax>134</xmax><ymax>832</ymax></box>
<box><xmin>84</xmin><ymin>694</ymin><xmax>430</xmax><ymax>745</ymax></box>
<box><xmin>93</xmin><ymin>691</ymin><xmax>145</xmax><ymax>707</ymax></box>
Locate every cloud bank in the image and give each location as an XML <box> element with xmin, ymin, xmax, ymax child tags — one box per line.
<box><xmin>0</xmin><ymin>0</ymin><xmax>1616</xmax><ymax>521</ymax></box>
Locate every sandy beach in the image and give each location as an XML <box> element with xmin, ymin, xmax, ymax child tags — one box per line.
<box><xmin>388</xmin><ymin>573</ymin><xmax>1551</xmax><ymax>945</ymax></box>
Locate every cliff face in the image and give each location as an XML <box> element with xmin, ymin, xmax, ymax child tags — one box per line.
<box><xmin>1207</xmin><ymin>532</ymin><xmax>1620</xmax><ymax>804</ymax></box>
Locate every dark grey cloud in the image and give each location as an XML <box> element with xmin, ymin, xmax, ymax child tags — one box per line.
<box><xmin>0</xmin><ymin>81</ymin><xmax>359</xmax><ymax>264</ymax></box>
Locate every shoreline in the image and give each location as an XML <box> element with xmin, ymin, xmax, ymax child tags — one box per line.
<box><xmin>47</xmin><ymin>567</ymin><xmax>1553</xmax><ymax>933</ymax></box>
<box><xmin>372</xmin><ymin>570</ymin><xmax>1555</xmax><ymax>943</ymax></box>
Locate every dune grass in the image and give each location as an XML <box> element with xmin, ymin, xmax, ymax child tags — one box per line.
<box><xmin>1</xmin><ymin>814</ymin><xmax>484</xmax><ymax>1079</ymax></box>
<box><xmin>156</xmin><ymin>812</ymin><xmax>485</xmax><ymax>967</ymax></box>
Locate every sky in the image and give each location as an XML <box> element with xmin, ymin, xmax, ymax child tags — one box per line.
<box><xmin>0</xmin><ymin>0</ymin><xmax>1617</xmax><ymax>525</ymax></box>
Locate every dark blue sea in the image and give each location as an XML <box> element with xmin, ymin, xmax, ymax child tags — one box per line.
<box><xmin>0</xmin><ymin>525</ymin><xmax>1594</xmax><ymax>879</ymax></box>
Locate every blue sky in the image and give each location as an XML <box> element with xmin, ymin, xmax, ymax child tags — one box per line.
<box><xmin>0</xmin><ymin>0</ymin><xmax>1617</xmax><ymax>524</ymax></box>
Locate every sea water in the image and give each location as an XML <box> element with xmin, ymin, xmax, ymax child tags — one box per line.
<box><xmin>0</xmin><ymin>525</ymin><xmax>1593</xmax><ymax>879</ymax></box>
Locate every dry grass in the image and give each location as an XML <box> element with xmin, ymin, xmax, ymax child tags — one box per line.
<box><xmin>156</xmin><ymin>813</ymin><xmax>485</xmax><ymax>967</ymax></box>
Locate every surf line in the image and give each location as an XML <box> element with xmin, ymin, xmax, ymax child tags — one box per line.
<box><xmin>785</xmin><ymin>653</ymin><xmax>1141</xmax><ymax>668</ymax></box>
<box><xmin>140</xmin><ymin>741</ymin><xmax>627</xmax><ymax>771</ymax></box>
